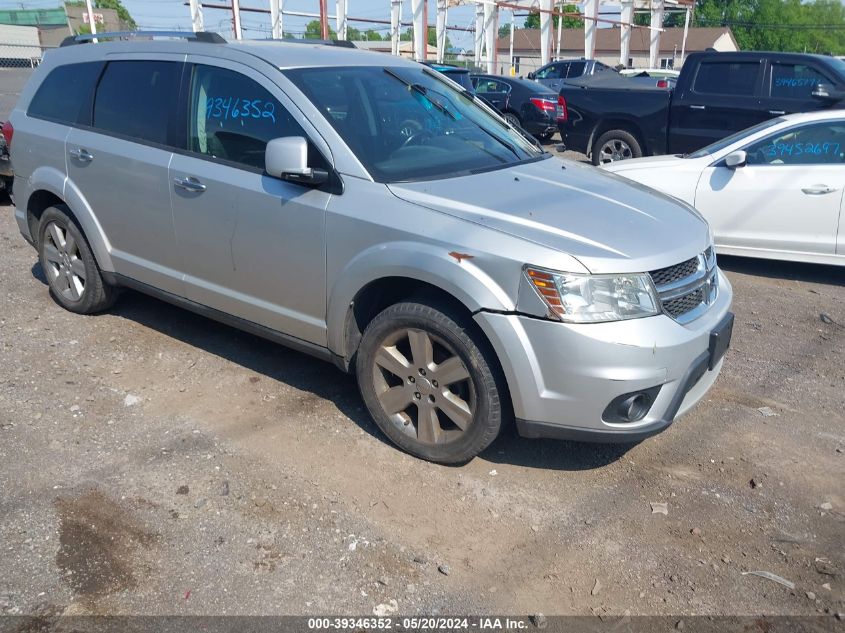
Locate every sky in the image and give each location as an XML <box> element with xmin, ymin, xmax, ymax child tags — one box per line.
<box><xmin>5</xmin><ymin>0</ymin><xmax>776</xmax><ymax>52</ymax></box>
<box><xmin>1</xmin><ymin>0</ymin><xmax>489</xmax><ymax>50</ymax></box>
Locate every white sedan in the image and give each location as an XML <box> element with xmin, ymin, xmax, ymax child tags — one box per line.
<box><xmin>604</xmin><ymin>111</ymin><xmax>845</xmax><ymax>267</ymax></box>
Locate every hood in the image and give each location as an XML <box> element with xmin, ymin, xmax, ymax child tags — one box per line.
<box><xmin>387</xmin><ymin>156</ymin><xmax>710</xmax><ymax>275</ymax></box>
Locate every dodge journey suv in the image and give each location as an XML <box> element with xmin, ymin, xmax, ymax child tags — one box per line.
<box><xmin>8</xmin><ymin>32</ymin><xmax>733</xmax><ymax>463</ymax></box>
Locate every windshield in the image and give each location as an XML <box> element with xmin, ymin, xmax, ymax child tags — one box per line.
<box><xmin>284</xmin><ymin>65</ymin><xmax>545</xmax><ymax>182</ymax></box>
<box><xmin>685</xmin><ymin>118</ymin><xmax>784</xmax><ymax>158</ymax></box>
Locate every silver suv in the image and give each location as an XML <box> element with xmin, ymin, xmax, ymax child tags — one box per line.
<box><xmin>8</xmin><ymin>32</ymin><xmax>733</xmax><ymax>464</ymax></box>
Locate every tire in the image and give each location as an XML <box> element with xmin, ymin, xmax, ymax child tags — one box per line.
<box><xmin>592</xmin><ymin>129</ymin><xmax>643</xmax><ymax>166</ymax></box>
<box><xmin>37</xmin><ymin>206</ymin><xmax>116</xmax><ymax>314</ymax></box>
<box><xmin>503</xmin><ymin>112</ymin><xmax>521</xmax><ymax>128</ymax></box>
<box><xmin>356</xmin><ymin>299</ymin><xmax>505</xmax><ymax>464</ymax></box>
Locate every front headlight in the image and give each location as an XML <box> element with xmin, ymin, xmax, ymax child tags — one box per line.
<box><xmin>525</xmin><ymin>266</ymin><xmax>661</xmax><ymax>323</ymax></box>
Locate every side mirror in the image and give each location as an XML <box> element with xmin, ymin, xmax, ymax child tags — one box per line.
<box><xmin>811</xmin><ymin>83</ymin><xmax>845</xmax><ymax>102</ymax></box>
<box><xmin>724</xmin><ymin>150</ymin><xmax>747</xmax><ymax>169</ymax></box>
<box><xmin>527</xmin><ymin>71</ymin><xmax>536</xmax><ymax>80</ymax></box>
<box><xmin>265</xmin><ymin>136</ymin><xmax>328</xmax><ymax>186</ymax></box>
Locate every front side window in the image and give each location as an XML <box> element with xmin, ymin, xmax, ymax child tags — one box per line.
<box><xmin>93</xmin><ymin>61</ymin><xmax>180</xmax><ymax>145</ymax></box>
<box><xmin>693</xmin><ymin>61</ymin><xmax>759</xmax><ymax>97</ymax></box>
<box><xmin>744</xmin><ymin>121</ymin><xmax>845</xmax><ymax>166</ymax></box>
<box><xmin>770</xmin><ymin>63</ymin><xmax>830</xmax><ymax>100</ymax></box>
<box><xmin>285</xmin><ymin>65</ymin><xmax>545</xmax><ymax>183</ymax></box>
<box><xmin>28</xmin><ymin>61</ymin><xmax>103</xmax><ymax>125</ymax></box>
<box><xmin>188</xmin><ymin>64</ymin><xmax>308</xmax><ymax>170</ymax></box>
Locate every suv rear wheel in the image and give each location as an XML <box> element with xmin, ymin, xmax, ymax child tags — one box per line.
<box><xmin>38</xmin><ymin>206</ymin><xmax>116</xmax><ymax>314</ymax></box>
<box><xmin>356</xmin><ymin>299</ymin><xmax>504</xmax><ymax>464</ymax></box>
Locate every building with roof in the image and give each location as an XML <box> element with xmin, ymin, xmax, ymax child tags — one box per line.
<box><xmin>352</xmin><ymin>39</ymin><xmax>437</xmax><ymax>59</ymax></box>
<box><xmin>496</xmin><ymin>26</ymin><xmax>738</xmax><ymax>75</ymax></box>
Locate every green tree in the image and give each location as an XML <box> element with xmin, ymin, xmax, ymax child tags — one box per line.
<box><xmin>66</xmin><ymin>0</ymin><xmax>136</xmax><ymax>30</ymax></box>
<box><xmin>304</xmin><ymin>19</ymin><xmax>336</xmax><ymax>39</ymax></box>
<box><xmin>399</xmin><ymin>26</ymin><xmax>451</xmax><ymax>50</ymax></box>
<box><xmin>363</xmin><ymin>29</ymin><xmax>384</xmax><ymax>41</ymax></box>
<box><xmin>523</xmin><ymin>6</ymin><xmax>583</xmax><ymax>30</ymax></box>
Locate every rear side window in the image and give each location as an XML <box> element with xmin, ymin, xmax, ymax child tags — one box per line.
<box><xmin>28</xmin><ymin>62</ymin><xmax>103</xmax><ymax>125</ymax></box>
<box><xmin>693</xmin><ymin>61</ymin><xmax>759</xmax><ymax>97</ymax></box>
<box><xmin>93</xmin><ymin>61</ymin><xmax>181</xmax><ymax>145</ymax></box>
<box><xmin>567</xmin><ymin>61</ymin><xmax>586</xmax><ymax>78</ymax></box>
<box><xmin>770</xmin><ymin>63</ymin><xmax>830</xmax><ymax>100</ymax></box>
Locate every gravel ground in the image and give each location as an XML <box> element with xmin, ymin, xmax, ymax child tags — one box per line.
<box><xmin>0</xmin><ymin>68</ymin><xmax>843</xmax><ymax>622</ymax></box>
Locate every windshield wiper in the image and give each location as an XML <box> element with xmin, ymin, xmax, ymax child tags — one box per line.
<box><xmin>383</xmin><ymin>68</ymin><xmax>456</xmax><ymax>120</ymax></box>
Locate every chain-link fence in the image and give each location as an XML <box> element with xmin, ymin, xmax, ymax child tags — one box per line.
<box><xmin>0</xmin><ymin>42</ymin><xmax>53</xmax><ymax>69</ymax></box>
<box><xmin>0</xmin><ymin>56</ymin><xmax>38</xmax><ymax>121</ymax></box>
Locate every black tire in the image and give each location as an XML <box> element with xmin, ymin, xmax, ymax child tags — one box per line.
<box><xmin>37</xmin><ymin>205</ymin><xmax>116</xmax><ymax>314</ymax></box>
<box><xmin>592</xmin><ymin>129</ymin><xmax>643</xmax><ymax>166</ymax></box>
<box><xmin>503</xmin><ymin>112</ymin><xmax>521</xmax><ymax>128</ymax></box>
<box><xmin>356</xmin><ymin>299</ymin><xmax>505</xmax><ymax>464</ymax></box>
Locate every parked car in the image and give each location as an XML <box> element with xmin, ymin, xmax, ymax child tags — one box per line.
<box><xmin>420</xmin><ymin>61</ymin><xmax>476</xmax><ymax>93</ymax></box>
<box><xmin>0</xmin><ymin>121</ymin><xmax>12</xmax><ymax>192</ymax></box>
<box><xmin>527</xmin><ymin>58</ymin><xmax>613</xmax><ymax>93</ymax></box>
<box><xmin>8</xmin><ymin>31</ymin><xmax>733</xmax><ymax>463</ymax></box>
<box><xmin>605</xmin><ymin>111</ymin><xmax>845</xmax><ymax>267</ymax></box>
<box><xmin>470</xmin><ymin>74</ymin><xmax>562</xmax><ymax>140</ymax></box>
<box><xmin>560</xmin><ymin>51</ymin><xmax>845</xmax><ymax>165</ymax></box>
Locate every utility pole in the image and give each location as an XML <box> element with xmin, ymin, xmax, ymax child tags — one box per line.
<box><xmin>319</xmin><ymin>0</ymin><xmax>329</xmax><ymax>39</ymax></box>
<box><xmin>231</xmin><ymin>0</ymin><xmax>242</xmax><ymax>38</ymax></box>
<box><xmin>84</xmin><ymin>0</ymin><xmax>98</xmax><ymax>42</ymax></box>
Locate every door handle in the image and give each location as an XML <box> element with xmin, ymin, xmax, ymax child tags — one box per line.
<box><xmin>68</xmin><ymin>148</ymin><xmax>93</xmax><ymax>162</ymax></box>
<box><xmin>801</xmin><ymin>184</ymin><xmax>837</xmax><ymax>195</ymax></box>
<box><xmin>689</xmin><ymin>105</ymin><xmax>706</xmax><ymax>110</ymax></box>
<box><xmin>769</xmin><ymin>110</ymin><xmax>786</xmax><ymax>115</ymax></box>
<box><xmin>173</xmin><ymin>176</ymin><xmax>207</xmax><ymax>193</ymax></box>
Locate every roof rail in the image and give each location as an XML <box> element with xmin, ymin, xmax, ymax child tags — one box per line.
<box><xmin>60</xmin><ymin>31</ymin><xmax>226</xmax><ymax>47</ymax></box>
<box><xmin>272</xmin><ymin>38</ymin><xmax>356</xmax><ymax>48</ymax></box>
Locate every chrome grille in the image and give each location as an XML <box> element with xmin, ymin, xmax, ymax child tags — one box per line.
<box><xmin>649</xmin><ymin>248</ymin><xmax>718</xmax><ymax>324</ymax></box>
<box><xmin>650</xmin><ymin>256</ymin><xmax>699</xmax><ymax>287</ymax></box>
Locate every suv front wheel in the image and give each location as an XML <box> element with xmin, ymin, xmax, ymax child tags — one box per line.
<box><xmin>356</xmin><ymin>299</ymin><xmax>504</xmax><ymax>464</ymax></box>
<box><xmin>38</xmin><ymin>206</ymin><xmax>116</xmax><ymax>314</ymax></box>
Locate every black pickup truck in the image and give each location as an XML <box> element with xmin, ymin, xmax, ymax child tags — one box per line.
<box><xmin>559</xmin><ymin>51</ymin><xmax>845</xmax><ymax>165</ymax></box>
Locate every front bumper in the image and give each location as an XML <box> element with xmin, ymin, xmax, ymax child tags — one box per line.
<box><xmin>473</xmin><ymin>270</ymin><xmax>733</xmax><ymax>442</ymax></box>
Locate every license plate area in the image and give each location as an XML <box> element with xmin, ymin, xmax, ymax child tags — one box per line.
<box><xmin>708</xmin><ymin>312</ymin><xmax>734</xmax><ymax>370</ymax></box>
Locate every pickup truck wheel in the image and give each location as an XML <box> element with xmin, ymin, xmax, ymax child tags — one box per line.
<box><xmin>356</xmin><ymin>299</ymin><xmax>503</xmax><ymax>464</ymax></box>
<box><xmin>593</xmin><ymin>129</ymin><xmax>642</xmax><ymax>165</ymax></box>
<box><xmin>38</xmin><ymin>206</ymin><xmax>116</xmax><ymax>314</ymax></box>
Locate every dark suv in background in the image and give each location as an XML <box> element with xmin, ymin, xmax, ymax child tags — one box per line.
<box><xmin>528</xmin><ymin>58</ymin><xmax>612</xmax><ymax>93</ymax></box>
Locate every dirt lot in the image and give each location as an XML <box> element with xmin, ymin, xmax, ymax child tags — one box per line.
<box><xmin>0</xmin><ymin>69</ymin><xmax>843</xmax><ymax>623</ymax></box>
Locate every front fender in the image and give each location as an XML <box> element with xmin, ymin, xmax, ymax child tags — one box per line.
<box><xmin>326</xmin><ymin>241</ymin><xmax>516</xmax><ymax>357</ymax></box>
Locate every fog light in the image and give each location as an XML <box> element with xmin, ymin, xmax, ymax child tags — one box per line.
<box><xmin>602</xmin><ymin>387</ymin><xmax>661</xmax><ymax>423</ymax></box>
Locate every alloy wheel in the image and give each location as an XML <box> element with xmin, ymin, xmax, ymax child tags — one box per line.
<box><xmin>371</xmin><ymin>328</ymin><xmax>476</xmax><ymax>445</ymax></box>
<box><xmin>599</xmin><ymin>138</ymin><xmax>633</xmax><ymax>163</ymax></box>
<box><xmin>42</xmin><ymin>221</ymin><xmax>86</xmax><ymax>301</ymax></box>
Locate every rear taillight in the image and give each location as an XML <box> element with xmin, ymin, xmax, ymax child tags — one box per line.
<box><xmin>530</xmin><ymin>97</ymin><xmax>556</xmax><ymax>114</ymax></box>
<box><xmin>1</xmin><ymin>120</ymin><xmax>12</xmax><ymax>149</ymax></box>
<box><xmin>557</xmin><ymin>94</ymin><xmax>568</xmax><ymax>122</ymax></box>
<box><xmin>656</xmin><ymin>79</ymin><xmax>669</xmax><ymax>89</ymax></box>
